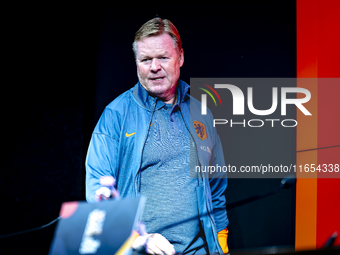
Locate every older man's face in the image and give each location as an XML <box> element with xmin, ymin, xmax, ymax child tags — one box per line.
<box><xmin>136</xmin><ymin>33</ymin><xmax>184</xmax><ymax>103</ymax></box>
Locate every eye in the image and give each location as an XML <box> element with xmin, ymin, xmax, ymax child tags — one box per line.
<box><xmin>140</xmin><ymin>58</ymin><xmax>152</xmax><ymax>64</ymax></box>
<box><xmin>158</xmin><ymin>57</ymin><xmax>168</xmax><ymax>62</ymax></box>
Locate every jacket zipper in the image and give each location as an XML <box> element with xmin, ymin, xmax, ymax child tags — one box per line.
<box><xmin>134</xmin><ymin>99</ymin><xmax>158</xmax><ymax>195</ymax></box>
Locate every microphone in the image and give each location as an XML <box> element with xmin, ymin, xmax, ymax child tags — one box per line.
<box><xmin>95</xmin><ymin>176</ymin><xmax>120</xmax><ymax>202</ymax></box>
<box><xmin>280</xmin><ymin>174</ymin><xmax>296</xmax><ymax>189</ymax></box>
<box><xmin>225</xmin><ymin>175</ymin><xmax>296</xmax><ymax>210</ymax></box>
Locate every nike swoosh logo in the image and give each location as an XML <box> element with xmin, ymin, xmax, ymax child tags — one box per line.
<box><xmin>150</xmin><ymin>122</ymin><xmax>155</xmax><ymax>126</ymax></box>
<box><xmin>125</xmin><ymin>132</ymin><xmax>135</xmax><ymax>137</ymax></box>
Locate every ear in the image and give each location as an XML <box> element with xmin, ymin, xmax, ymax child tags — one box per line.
<box><xmin>179</xmin><ymin>49</ymin><xmax>184</xmax><ymax>67</ymax></box>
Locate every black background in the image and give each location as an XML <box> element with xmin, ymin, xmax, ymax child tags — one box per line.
<box><xmin>1</xmin><ymin>2</ymin><xmax>296</xmax><ymax>254</ymax></box>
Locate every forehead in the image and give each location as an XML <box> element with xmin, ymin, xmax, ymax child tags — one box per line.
<box><xmin>136</xmin><ymin>33</ymin><xmax>177</xmax><ymax>56</ymax></box>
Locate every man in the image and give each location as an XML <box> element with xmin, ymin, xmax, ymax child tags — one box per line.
<box><xmin>86</xmin><ymin>18</ymin><xmax>229</xmax><ymax>254</ymax></box>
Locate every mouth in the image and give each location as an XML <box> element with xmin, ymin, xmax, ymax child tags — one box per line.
<box><xmin>149</xmin><ymin>76</ymin><xmax>165</xmax><ymax>81</ymax></box>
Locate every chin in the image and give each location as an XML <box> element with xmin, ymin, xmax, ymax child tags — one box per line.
<box><xmin>147</xmin><ymin>84</ymin><xmax>170</xmax><ymax>94</ymax></box>
<box><xmin>150</xmin><ymin>88</ymin><xmax>168</xmax><ymax>97</ymax></box>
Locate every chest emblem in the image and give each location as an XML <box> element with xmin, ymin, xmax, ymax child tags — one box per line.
<box><xmin>193</xmin><ymin>121</ymin><xmax>207</xmax><ymax>141</ymax></box>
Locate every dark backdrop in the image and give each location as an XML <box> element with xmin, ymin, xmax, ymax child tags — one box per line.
<box><xmin>1</xmin><ymin>2</ymin><xmax>296</xmax><ymax>254</ymax></box>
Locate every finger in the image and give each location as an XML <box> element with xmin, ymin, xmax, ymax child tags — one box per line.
<box><xmin>132</xmin><ymin>235</ymin><xmax>148</xmax><ymax>250</ymax></box>
<box><xmin>95</xmin><ymin>187</ymin><xmax>111</xmax><ymax>201</ymax></box>
<box><xmin>148</xmin><ymin>234</ymin><xmax>175</xmax><ymax>255</ymax></box>
<box><xmin>146</xmin><ymin>241</ymin><xmax>165</xmax><ymax>255</ymax></box>
<box><xmin>155</xmin><ymin>234</ymin><xmax>175</xmax><ymax>253</ymax></box>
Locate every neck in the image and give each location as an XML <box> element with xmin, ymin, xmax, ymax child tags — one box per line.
<box><xmin>163</xmin><ymin>95</ymin><xmax>175</xmax><ymax>105</ymax></box>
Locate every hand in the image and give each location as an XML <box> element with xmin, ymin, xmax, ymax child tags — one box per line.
<box><xmin>132</xmin><ymin>233</ymin><xmax>176</xmax><ymax>255</ymax></box>
<box><xmin>94</xmin><ymin>176</ymin><xmax>120</xmax><ymax>201</ymax></box>
<box><xmin>95</xmin><ymin>187</ymin><xmax>112</xmax><ymax>201</ymax></box>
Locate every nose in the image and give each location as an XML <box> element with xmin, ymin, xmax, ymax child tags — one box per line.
<box><xmin>150</xmin><ymin>58</ymin><xmax>161</xmax><ymax>72</ymax></box>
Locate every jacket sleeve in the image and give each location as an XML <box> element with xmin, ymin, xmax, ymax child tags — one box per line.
<box><xmin>85</xmin><ymin>107</ymin><xmax>120</xmax><ymax>203</ymax></box>
<box><xmin>209</xmin><ymin>131</ymin><xmax>229</xmax><ymax>232</ymax></box>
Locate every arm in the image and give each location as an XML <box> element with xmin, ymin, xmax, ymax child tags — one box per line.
<box><xmin>86</xmin><ymin>133</ymin><xmax>119</xmax><ymax>203</ymax></box>
<box><xmin>85</xmin><ymin>107</ymin><xmax>120</xmax><ymax>203</ymax></box>
<box><xmin>86</xmin><ymin>107</ymin><xmax>175</xmax><ymax>254</ymax></box>
<box><xmin>210</xmin><ymin>133</ymin><xmax>229</xmax><ymax>253</ymax></box>
<box><xmin>209</xmin><ymin>133</ymin><xmax>228</xmax><ymax>232</ymax></box>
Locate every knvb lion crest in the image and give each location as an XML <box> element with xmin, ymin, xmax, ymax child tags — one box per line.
<box><xmin>193</xmin><ymin>121</ymin><xmax>207</xmax><ymax>141</ymax></box>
